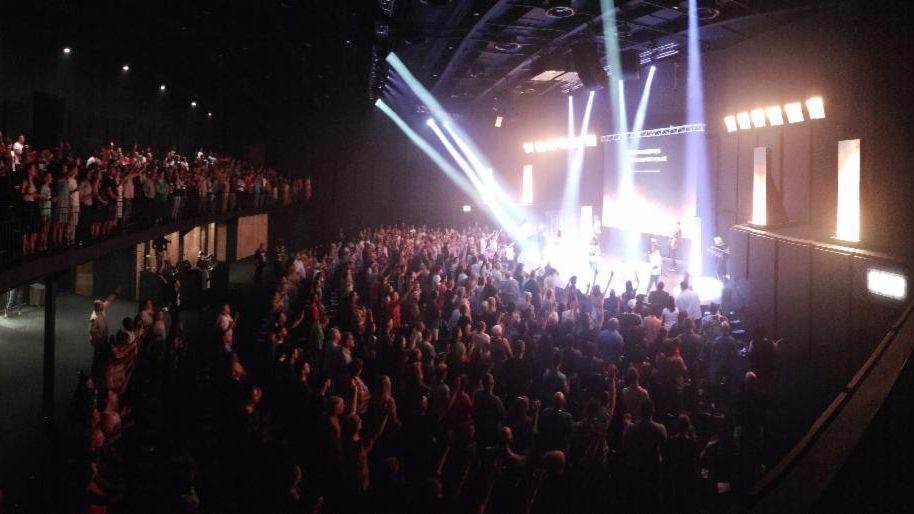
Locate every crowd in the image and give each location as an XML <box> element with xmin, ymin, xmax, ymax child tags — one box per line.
<box><xmin>69</xmin><ymin>224</ymin><xmax>778</xmax><ymax>513</ymax></box>
<box><xmin>0</xmin><ymin>132</ymin><xmax>310</xmax><ymax>262</ymax></box>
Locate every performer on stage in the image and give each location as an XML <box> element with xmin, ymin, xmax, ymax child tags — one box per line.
<box><xmin>669</xmin><ymin>221</ymin><xmax>682</xmax><ymax>271</ymax></box>
<box><xmin>588</xmin><ymin>235</ymin><xmax>600</xmax><ymax>276</ymax></box>
<box><xmin>648</xmin><ymin>239</ymin><xmax>662</xmax><ymax>292</ymax></box>
<box><xmin>710</xmin><ymin>235</ymin><xmax>730</xmax><ymax>281</ymax></box>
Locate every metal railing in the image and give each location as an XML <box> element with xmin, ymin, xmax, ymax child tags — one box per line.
<box><xmin>0</xmin><ymin>189</ymin><xmax>304</xmax><ymax>268</ymax></box>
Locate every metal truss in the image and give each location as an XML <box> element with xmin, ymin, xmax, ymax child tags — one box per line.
<box><xmin>600</xmin><ymin>123</ymin><xmax>706</xmax><ymax>142</ymax></box>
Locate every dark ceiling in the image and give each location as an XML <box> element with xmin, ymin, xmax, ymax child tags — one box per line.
<box><xmin>2</xmin><ymin>0</ymin><xmax>830</xmax><ymax>125</ymax></box>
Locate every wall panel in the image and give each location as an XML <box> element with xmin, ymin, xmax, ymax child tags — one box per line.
<box><xmin>737</xmin><ymin>131</ymin><xmax>757</xmax><ymax>224</ymax></box>
<box><xmin>781</xmin><ymin>124</ymin><xmax>812</xmax><ymax>224</ymax></box>
<box><xmin>747</xmin><ymin>234</ymin><xmax>777</xmax><ymax>324</ymax></box>
<box><xmin>809</xmin><ymin>248</ymin><xmax>852</xmax><ymax>407</ymax></box>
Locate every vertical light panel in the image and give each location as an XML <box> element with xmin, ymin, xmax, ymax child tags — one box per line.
<box><xmin>752</xmin><ymin>147</ymin><xmax>768</xmax><ymax>225</ymax></box>
<box><xmin>522</xmin><ymin>165</ymin><xmax>533</xmax><ymax>205</ymax></box>
<box><xmin>837</xmin><ymin>139</ymin><xmax>861</xmax><ymax>242</ymax></box>
<box><xmin>580</xmin><ymin>205</ymin><xmax>593</xmax><ymax>239</ymax></box>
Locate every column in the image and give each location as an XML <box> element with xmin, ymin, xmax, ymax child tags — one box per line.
<box><xmin>42</xmin><ymin>275</ymin><xmax>56</xmax><ymax>418</ymax></box>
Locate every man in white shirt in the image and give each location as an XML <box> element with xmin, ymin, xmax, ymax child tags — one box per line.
<box><xmin>675</xmin><ymin>280</ymin><xmax>702</xmax><ymax>321</ymax></box>
<box><xmin>12</xmin><ymin>135</ymin><xmax>25</xmax><ymax>171</ymax></box>
<box><xmin>90</xmin><ymin>288</ymin><xmax>119</xmax><ymax>376</ymax></box>
<box><xmin>66</xmin><ymin>166</ymin><xmax>80</xmax><ymax>246</ymax></box>
<box><xmin>648</xmin><ymin>241</ymin><xmax>662</xmax><ymax>292</ymax></box>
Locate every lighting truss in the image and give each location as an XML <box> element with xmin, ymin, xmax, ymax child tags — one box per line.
<box><xmin>377</xmin><ymin>0</ymin><xmax>395</xmax><ymax>16</ymax></box>
<box><xmin>600</xmin><ymin>123</ymin><xmax>706</xmax><ymax>142</ymax></box>
<box><xmin>639</xmin><ymin>42</ymin><xmax>680</xmax><ymax>65</ymax></box>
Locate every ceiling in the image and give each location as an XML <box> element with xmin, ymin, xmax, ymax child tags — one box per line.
<box><xmin>2</xmin><ymin>0</ymin><xmax>831</xmax><ymax>125</ymax></box>
<box><xmin>383</xmin><ymin>0</ymin><xmax>830</xmax><ymax>114</ymax></box>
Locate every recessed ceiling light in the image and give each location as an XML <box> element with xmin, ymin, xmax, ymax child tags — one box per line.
<box><xmin>494</xmin><ymin>41</ymin><xmax>522</xmax><ymax>52</ymax></box>
<box><xmin>545</xmin><ymin>6</ymin><xmax>575</xmax><ymax>18</ymax></box>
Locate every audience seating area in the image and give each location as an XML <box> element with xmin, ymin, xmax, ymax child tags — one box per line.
<box><xmin>67</xmin><ymin>224</ymin><xmax>778</xmax><ymax>513</ymax></box>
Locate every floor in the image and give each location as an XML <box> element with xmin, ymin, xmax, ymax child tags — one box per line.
<box><xmin>0</xmin><ymin>260</ymin><xmax>256</xmax><ymax>512</ymax></box>
<box><xmin>0</xmin><ymin>294</ymin><xmax>139</xmax><ymax>506</ymax></box>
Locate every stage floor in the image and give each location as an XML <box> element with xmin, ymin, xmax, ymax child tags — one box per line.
<box><xmin>539</xmin><ymin>252</ymin><xmax>722</xmax><ymax>305</ymax></box>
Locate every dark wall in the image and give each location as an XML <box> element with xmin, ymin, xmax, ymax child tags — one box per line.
<box><xmin>729</xmin><ymin>226</ymin><xmax>911</xmax><ymax>443</ymax></box>
<box><xmin>0</xmin><ymin>37</ymin><xmax>239</xmax><ymax>156</ymax></box>
<box><xmin>705</xmin><ymin>2</ymin><xmax>914</xmax><ymax>258</ymax></box>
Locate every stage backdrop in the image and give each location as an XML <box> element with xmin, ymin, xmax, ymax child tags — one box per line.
<box><xmin>601</xmin><ymin>132</ymin><xmax>696</xmax><ymax>239</ymax></box>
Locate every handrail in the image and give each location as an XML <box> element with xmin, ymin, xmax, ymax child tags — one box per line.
<box><xmin>748</xmin><ymin>299</ymin><xmax>914</xmax><ymax>512</ymax></box>
<box><xmin>0</xmin><ymin>192</ymin><xmax>301</xmax><ymax>293</ymax></box>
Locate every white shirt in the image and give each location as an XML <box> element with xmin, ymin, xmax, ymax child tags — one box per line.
<box><xmin>12</xmin><ymin>141</ymin><xmax>24</xmax><ymax>163</ymax></box>
<box><xmin>676</xmin><ymin>289</ymin><xmax>702</xmax><ymax>320</ymax></box>
<box><xmin>661</xmin><ymin>308</ymin><xmax>678</xmax><ymax>331</ymax></box>
<box><xmin>68</xmin><ymin>177</ymin><xmax>80</xmax><ymax>208</ymax></box>
<box><xmin>649</xmin><ymin>250</ymin><xmax>662</xmax><ymax>276</ymax></box>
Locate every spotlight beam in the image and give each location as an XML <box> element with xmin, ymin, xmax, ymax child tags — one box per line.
<box><xmin>631</xmin><ymin>66</ymin><xmax>657</xmax><ymax>137</ymax></box>
<box><xmin>429</xmin><ymin>119</ymin><xmax>524</xmax><ymax>238</ymax></box>
<box><xmin>562</xmin><ymin>91</ymin><xmax>595</xmax><ymax>224</ymax></box>
<box><xmin>375</xmin><ymin>100</ymin><xmax>476</xmax><ymax>199</ymax></box>
<box><xmin>387</xmin><ymin>51</ymin><xmax>531</xmax><ymax>240</ymax></box>
<box><xmin>386</xmin><ymin>52</ymin><xmax>491</xmax><ymax>171</ymax></box>
<box><xmin>686</xmin><ymin>0</ymin><xmax>711</xmax><ymax>276</ymax></box>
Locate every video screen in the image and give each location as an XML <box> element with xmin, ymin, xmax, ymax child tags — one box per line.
<box><xmin>601</xmin><ymin>134</ymin><xmax>696</xmax><ymax>238</ymax></box>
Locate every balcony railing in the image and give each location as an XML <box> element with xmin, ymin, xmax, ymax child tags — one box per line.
<box><xmin>0</xmin><ymin>189</ymin><xmax>303</xmax><ymax>269</ymax></box>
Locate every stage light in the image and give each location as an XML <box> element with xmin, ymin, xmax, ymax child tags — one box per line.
<box><xmin>752</xmin><ymin>147</ymin><xmax>768</xmax><ymax>225</ymax></box>
<box><xmin>494</xmin><ymin>115</ymin><xmax>504</xmax><ymax>127</ymax></box>
<box><xmin>632</xmin><ymin>65</ymin><xmax>657</xmax><ymax>135</ymax></box>
<box><xmin>191</xmin><ymin>101</ymin><xmax>197</xmax><ymax>108</ymax></box>
<box><xmin>867</xmin><ymin>269</ymin><xmax>907</xmax><ymax>301</ymax></box>
<box><xmin>806</xmin><ymin>96</ymin><xmax>825</xmax><ymax>119</ymax></box>
<box><xmin>208</xmin><ymin>112</ymin><xmax>213</xmax><ymax>118</ymax></box>
<box><xmin>724</xmin><ymin>115</ymin><xmax>738</xmax><ymax>133</ymax></box>
<box><xmin>462</xmin><ymin>205</ymin><xmax>472</xmax><ymax>213</ymax></box>
<box><xmin>765</xmin><ymin>105</ymin><xmax>784</xmax><ymax>126</ymax></box>
<box><xmin>159</xmin><ymin>84</ymin><xmax>166</xmax><ymax>91</ymax></box>
<box><xmin>736</xmin><ymin>112</ymin><xmax>752</xmax><ymax>130</ymax></box>
<box><xmin>122</xmin><ymin>64</ymin><xmax>130</xmax><ymax>72</ymax></box>
<box><xmin>522</xmin><ymin>165</ymin><xmax>533</xmax><ymax>205</ymax></box>
<box><xmin>62</xmin><ymin>47</ymin><xmax>71</xmax><ymax>55</ymax></box>
<box><xmin>750</xmin><ymin>108</ymin><xmax>766</xmax><ymax>128</ymax></box>
<box><xmin>836</xmin><ymin>138</ymin><xmax>860</xmax><ymax>242</ymax></box>
<box><xmin>522</xmin><ymin>134</ymin><xmax>597</xmax><ymax>153</ymax></box>
<box><xmin>784</xmin><ymin>102</ymin><xmax>804</xmax><ymax>123</ymax></box>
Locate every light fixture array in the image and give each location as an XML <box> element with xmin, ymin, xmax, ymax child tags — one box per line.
<box><xmin>724</xmin><ymin>96</ymin><xmax>825</xmax><ymax>132</ymax></box>
<box><xmin>522</xmin><ymin>134</ymin><xmax>598</xmax><ymax>154</ymax></box>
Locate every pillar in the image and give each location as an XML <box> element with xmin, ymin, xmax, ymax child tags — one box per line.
<box><xmin>42</xmin><ymin>275</ymin><xmax>56</xmax><ymax>417</ymax></box>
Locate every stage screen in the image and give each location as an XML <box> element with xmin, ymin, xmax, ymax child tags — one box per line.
<box><xmin>601</xmin><ymin>133</ymin><xmax>697</xmax><ymax>238</ymax></box>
